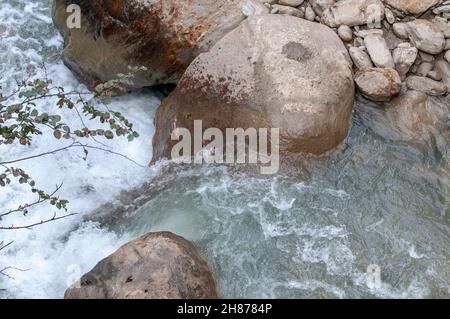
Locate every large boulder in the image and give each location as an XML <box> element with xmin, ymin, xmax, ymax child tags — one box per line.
<box><xmin>152</xmin><ymin>14</ymin><xmax>355</xmax><ymax>161</ymax></box>
<box><xmin>52</xmin><ymin>0</ymin><xmax>246</xmax><ymax>88</ymax></box>
<box><xmin>64</xmin><ymin>232</ymin><xmax>217</xmax><ymax>299</ymax></box>
<box><xmin>383</xmin><ymin>0</ymin><xmax>441</xmax><ymax>16</ymax></box>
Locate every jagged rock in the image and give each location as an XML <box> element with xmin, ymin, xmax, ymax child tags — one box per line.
<box><xmin>338</xmin><ymin>25</ymin><xmax>354</xmax><ymax>42</ymax></box>
<box><xmin>355</xmin><ymin>67</ymin><xmax>401</xmax><ymax>102</ymax></box>
<box><xmin>385</xmin><ymin>90</ymin><xmax>450</xmax><ymax>142</ymax></box>
<box><xmin>433</xmin><ymin>5</ymin><xmax>450</xmax><ymax>15</ymax></box>
<box><xmin>242</xmin><ymin>0</ymin><xmax>270</xmax><ymax>16</ymax></box>
<box><xmin>305</xmin><ymin>6</ymin><xmax>317</xmax><ymax>21</ymax></box>
<box><xmin>64</xmin><ymin>232</ymin><xmax>217</xmax><ymax>299</ymax></box>
<box><xmin>364</xmin><ymin>34</ymin><xmax>395</xmax><ymax>68</ymax></box>
<box><xmin>349</xmin><ymin>47</ymin><xmax>374</xmax><ymax>69</ymax></box>
<box><xmin>383</xmin><ymin>0</ymin><xmax>440</xmax><ymax>15</ymax></box>
<box><xmin>321</xmin><ymin>0</ymin><xmax>385</xmax><ymax>28</ymax></box>
<box><xmin>431</xmin><ymin>16</ymin><xmax>450</xmax><ymax>38</ymax></box>
<box><xmin>310</xmin><ymin>0</ymin><xmax>336</xmax><ymax>16</ymax></box>
<box><xmin>435</xmin><ymin>60</ymin><xmax>450</xmax><ymax>91</ymax></box>
<box><xmin>393</xmin><ymin>44</ymin><xmax>418</xmax><ymax>79</ymax></box>
<box><xmin>152</xmin><ymin>15</ymin><xmax>355</xmax><ymax>161</ymax></box>
<box><xmin>278</xmin><ymin>0</ymin><xmax>305</xmax><ymax>6</ymax></box>
<box><xmin>419</xmin><ymin>51</ymin><xmax>435</xmax><ymax>63</ymax></box>
<box><xmin>405</xmin><ymin>75</ymin><xmax>448</xmax><ymax>96</ymax></box>
<box><xmin>271</xmin><ymin>4</ymin><xmax>305</xmax><ymax>17</ymax></box>
<box><xmin>427</xmin><ymin>70</ymin><xmax>442</xmax><ymax>81</ymax></box>
<box><xmin>355</xmin><ymin>29</ymin><xmax>384</xmax><ymax>38</ymax></box>
<box><xmin>392</xmin><ymin>23</ymin><xmax>409</xmax><ymax>39</ymax></box>
<box><xmin>417</xmin><ymin>62</ymin><xmax>434</xmax><ymax>76</ymax></box>
<box><xmin>445</xmin><ymin>51</ymin><xmax>450</xmax><ymax>63</ymax></box>
<box><xmin>406</xmin><ymin>20</ymin><xmax>446</xmax><ymax>55</ymax></box>
<box><xmin>385</xmin><ymin>8</ymin><xmax>396</xmax><ymax>24</ymax></box>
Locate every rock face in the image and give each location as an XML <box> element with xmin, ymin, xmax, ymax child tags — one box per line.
<box><xmin>355</xmin><ymin>68</ymin><xmax>402</xmax><ymax>101</ymax></box>
<box><xmin>52</xmin><ymin>0</ymin><xmax>246</xmax><ymax>88</ymax></box>
<box><xmin>152</xmin><ymin>15</ymin><xmax>355</xmax><ymax>160</ymax></box>
<box><xmin>321</xmin><ymin>0</ymin><xmax>384</xmax><ymax>27</ymax></box>
<box><xmin>65</xmin><ymin>232</ymin><xmax>217</xmax><ymax>299</ymax></box>
<box><xmin>383</xmin><ymin>0</ymin><xmax>441</xmax><ymax>16</ymax></box>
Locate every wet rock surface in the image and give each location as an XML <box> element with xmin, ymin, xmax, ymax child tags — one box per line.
<box><xmin>65</xmin><ymin>232</ymin><xmax>217</xmax><ymax>299</ymax></box>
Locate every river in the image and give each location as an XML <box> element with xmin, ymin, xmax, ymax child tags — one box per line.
<box><xmin>0</xmin><ymin>0</ymin><xmax>449</xmax><ymax>299</ymax></box>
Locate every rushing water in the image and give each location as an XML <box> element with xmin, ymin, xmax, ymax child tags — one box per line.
<box><xmin>1</xmin><ymin>0</ymin><xmax>449</xmax><ymax>299</ymax></box>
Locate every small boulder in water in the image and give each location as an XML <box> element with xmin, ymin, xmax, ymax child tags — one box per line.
<box><xmin>385</xmin><ymin>90</ymin><xmax>450</xmax><ymax>142</ymax></box>
<box><xmin>64</xmin><ymin>232</ymin><xmax>217</xmax><ymax>299</ymax></box>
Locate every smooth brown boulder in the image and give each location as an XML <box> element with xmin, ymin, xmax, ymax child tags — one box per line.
<box><xmin>152</xmin><ymin>14</ymin><xmax>355</xmax><ymax>161</ymax></box>
<box><xmin>52</xmin><ymin>0</ymin><xmax>246</xmax><ymax>88</ymax></box>
<box><xmin>355</xmin><ymin>68</ymin><xmax>402</xmax><ymax>102</ymax></box>
<box><xmin>64</xmin><ymin>232</ymin><xmax>217</xmax><ymax>299</ymax></box>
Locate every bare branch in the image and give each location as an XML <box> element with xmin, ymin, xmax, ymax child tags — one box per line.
<box><xmin>0</xmin><ymin>141</ymin><xmax>145</xmax><ymax>167</ymax></box>
<box><xmin>0</xmin><ymin>142</ymin><xmax>79</xmax><ymax>165</ymax></box>
<box><xmin>0</xmin><ymin>241</ymin><xmax>14</xmax><ymax>252</ymax></box>
<box><xmin>0</xmin><ymin>266</ymin><xmax>29</xmax><ymax>280</ymax></box>
<box><xmin>0</xmin><ymin>212</ymin><xmax>77</xmax><ymax>230</ymax></box>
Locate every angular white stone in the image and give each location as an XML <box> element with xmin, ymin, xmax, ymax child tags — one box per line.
<box><xmin>364</xmin><ymin>33</ymin><xmax>395</xmax><ymax>68</ymax></box>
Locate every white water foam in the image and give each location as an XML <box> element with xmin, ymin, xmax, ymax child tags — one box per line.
<box><xmin>0</xmin><ymin>0</ymin><xmax>161</xmax><ymax>298</ymax></box>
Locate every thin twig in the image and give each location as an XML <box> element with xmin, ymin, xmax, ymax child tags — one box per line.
<box><xmin>0</xmin><ymin>141</ymin><xmax>145</xmax><ymax>168</ymax></box>
<box><xmin>0</xmin><ymin>212</ymin><xmax>77</xmax><ymax>230</ymax></box>
<box><xmin>0</xmin><ymin>266</ymin><xmax>29</xmax><ymax>280</ymax></box>
<box><xmin>0</xmin><ymin>241</ymin><xmax>13</xmax><ymax>252</ymax></box>
<box><xmin>0</xmin><ymin>142</ymin><xmax>78</xmax><ymax>165</ymax></box>
<box><xmin>81</xmin><ymin>144</ymin><xmax>145</xmax><ymax>167</ymax></box>
<box><xmin>0</xmin><ymin>141</ymin><xmax>145</xmax><ymax>167</ymax></box>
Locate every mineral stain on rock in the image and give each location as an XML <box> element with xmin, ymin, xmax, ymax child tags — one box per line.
<box><xmin>282</xmin><ymin>41</ymin><xmax>312</xmax><ymax>62</ymax></box>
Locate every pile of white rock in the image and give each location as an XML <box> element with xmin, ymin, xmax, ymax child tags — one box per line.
<box><xmin>247</xmin><ymin>0</ymin><xmax>450</xmax><ymax>102</ymax></box>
